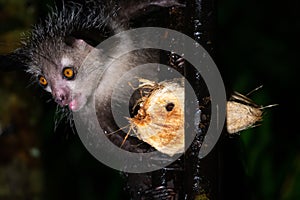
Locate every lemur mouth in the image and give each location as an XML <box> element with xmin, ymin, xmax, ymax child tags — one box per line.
<box><xmin>54</xmin><ymin>94</ymin><xmax>85</xmax><ymax>111</ymax></box>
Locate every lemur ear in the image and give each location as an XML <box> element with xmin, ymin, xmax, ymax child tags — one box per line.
<box><xmin>0</xmin><ymin>50</ymin><xmax>28</xmax><ymax>72</ymax></box>
<box><xmin>117</xmin><ymin>0</ymin><xmax>185</xmax><ymax>21</ymax></box>
<box><xmin>65</xmin><ymin>36</ymin><xmax>95</xmax><ymax>51</ymax></box>
<box><xmin>65</xmin><ymin>28</ymin><xmax>111</xmax><ymax>48</ymax></box>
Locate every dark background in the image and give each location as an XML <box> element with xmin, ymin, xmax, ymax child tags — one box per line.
<box><xmin>0</xmin><ymin>0</ymin><xmax>299</xmax><ymax>199</ymax></box>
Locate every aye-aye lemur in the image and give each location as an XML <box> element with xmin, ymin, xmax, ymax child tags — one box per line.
<box><xmin>1</xmin><ymin>0</ymin><xmax>184</xmax><ymax>149</ymax></box>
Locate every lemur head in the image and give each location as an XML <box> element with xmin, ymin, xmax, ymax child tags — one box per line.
<box><xmin>31</xmin><ymin>38</ymin><xmax>94</xmax><ymax>111</ymax></box>
<box><xmin>21</xmin><ymin>2</ymin><xmax>117</xmax><ymax>111</ymax></box>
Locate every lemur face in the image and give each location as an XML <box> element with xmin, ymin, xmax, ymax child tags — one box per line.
<box><xmin>32</xmin><ymin>38</ymin><xmax>94</xmax><ymax>111</ymax></box>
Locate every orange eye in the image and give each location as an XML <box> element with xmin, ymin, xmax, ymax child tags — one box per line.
<box><xmin>38</xmin><ymin>76</ymin><xmax>48</xmax><ymax>87</ymax></box>
<box><xmin>63</xmin><ymin>67</ymin><xmax>75</xmax><ymax>80</ymax></box>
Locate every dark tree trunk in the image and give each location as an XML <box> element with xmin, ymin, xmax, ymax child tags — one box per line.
<box><xmin>124</xmin><ymin>0</ymin><xmax>222</xmax><ymax>199</ymax></box>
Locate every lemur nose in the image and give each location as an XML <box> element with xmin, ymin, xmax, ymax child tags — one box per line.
<box><xmin>53</xmin><ymin>88</ymin><xmax>70</xmax><ymax>106</ymax></box>
<box><xmin>56</xmin><ymin>94</ymin><xmax>65</xmax><ymax>103</ymax></box>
